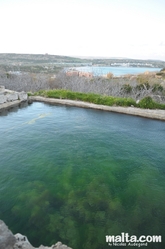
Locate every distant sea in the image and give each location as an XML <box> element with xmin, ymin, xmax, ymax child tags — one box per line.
<box><xmin>74</xmin><ymin>66</ymin><xmax>161</xmax><ymax>76</ymax></box>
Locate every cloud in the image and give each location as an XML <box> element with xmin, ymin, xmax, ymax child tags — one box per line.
<box><xmin>0</xmin><ymin>0</ymin><xmax>165</xmax><ymax>60</ymax></box>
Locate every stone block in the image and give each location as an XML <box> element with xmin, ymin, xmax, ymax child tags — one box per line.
<box><xmin>6</xmin><ymin>92</ymin><xmax>18</xmax><ymax>102</ymax></box>
<box><xmin>0</xmin><ymin>86</ymin><xmax>5</xmax><ymax>91</ymax></box>
<box><xmin>0</xmin><ymin>94</ymin><xmax>7</xmax><ymax>104</ymax></box>
<box><xmin>18</xmin><ymin>92</ymin><xmax>28</xmax><ymax>101</ymax></box>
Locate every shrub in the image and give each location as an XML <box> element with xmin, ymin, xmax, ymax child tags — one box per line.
<box><xmin>27</xmin><ymin>92</ymin><xmax>33</xmax><ymax>96</ymax></box>
<box><xmin>46</xmin><ymin>89</ymin><xmax>70</xmax><ymax>99</ymax></box>
<box><xmin>35</xmin><ymin>90</ymin><xmax>47</xmax><ymax>96</ymax></box>
<box><xmin>137</xmin><ymin>75</ymin><xmax>149</xmax><ymax>84</ymax></box>
<box><xmin>136</xmin><ymin>83</ymin><xmax>150</xmax><ymax>91</ymax></box>
<box><xmin>156</xmin><ymin>72</ymin><xmax>163</xmax><ymax>76</ymax></box>
<box><xmin>66</xmin><ymin>91</ymin><xmax>77</xmax><ymax>100</ymax></box>
<box><xmin>152</xmin><ymin>84</ymin><xmax>164</xmax><ymax>92</ymax></box>
<box><xmin>106</xmin><ymin>72</ymin><xmax>114</xmax><ymax>79</ymax></box>
<box><xmin>114</xmin><ymin>97</ymin><xmax>136</xmax><ymax>107</ymax></box>
<box><xmin>34</xmin><ymin>89</ymin><xmax>165</xmax><ymax>110</ymax></box>
<box><xmin>138</xmin><ymin>96</ymin><xmax>158</xmax><ymax>109</ymax></box>
<box><xmin>121</xmin><ymin>84</ymin><xmax>132</xmax><ymax>93</ymax></box>
<box><xmin>156</xmin><ymin>69</ymin><xmax>165</xmax><ymax>78</ymax></box>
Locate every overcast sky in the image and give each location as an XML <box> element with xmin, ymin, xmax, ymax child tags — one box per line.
<box><xmin>0</xmin><ymin>0</ymin><xmax>165</xmax><ymax>60</ymax></box>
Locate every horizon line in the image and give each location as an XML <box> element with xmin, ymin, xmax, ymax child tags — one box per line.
<box><xmin>0</xmin><ymin>52</ymin><xmax>165</xmax><ymax>62</ymax></box>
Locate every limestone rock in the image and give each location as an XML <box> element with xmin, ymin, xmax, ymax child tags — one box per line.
<box><xmin>14</xmin><ymin>233</ymin><xmax>34</xmax><ymax>249</ymax></box>
<box><xmin>0</xmin><ymin>220</ymin><xmax>16</xmax><ymax>249</ymax></box>
<box><xmin>18</xmin><ymin>92</ymin><xmax>28</xmax><ymax>101</ymax></box>
<box><xmin>0</xmin><ymin>86</ymin><xmax>29</xmax><ymax>107</ymax></box>
<box><xmin>39</xmin><ymin>241</ymin><xmax>72</xmax><ymax>249</ymax></box>
<box><xmin>51</xmin><ymin>241</ymin><xmax>72</xmax><ymax>249</ymax></box>
<box><xmin>0</xmin><ymin>220</ymin><xmax>73</xmax><ymax>249</ymax></box>
<box><xmin>0</xmin><ymin>85</ymin><xmax>5</xmax><ymax>91</ymax></box>
<box><xmin>6</xmin><ymin>92</ymin><xmax>18</xmax><ymax>102</ymax></box>
<box><xmin>0</xmin><ymin>94</ymin><xmax>7</xmax><ymax>104</ymax></box>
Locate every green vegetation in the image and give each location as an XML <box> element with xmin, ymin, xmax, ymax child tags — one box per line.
<box><xmin>32</xmin><ymin>89</ymin><xmax>165</xmax><ymax>110</ymax></box>
<box><xmin>152</xmin><ymin>83</ymin><xmax>164</xmax><ymax>92</ymax></box>
<box><xmin>10</xmin><ymin>165</ymin><xmax>165</xmax><ymax>249</ymax></box>
<box><xmin>33</xmin><ymin>89</ymin><xmax>136</xmax><ymax>107</ymax></box>
<box><xmin>136</xmin><ymin>82</ymin><xmax>150</xmax><ymax>90</ymax></box>
<box><xmin>135</xmin><ymin>82</ymin><xmax>164</xmax><ymax>92</ymax></box>
<box><xmin>138</xmin><ymin>96</ymin><xmax>165</xmax><ymax>109</ymax></box>
<box><xmin>122</xmin><ymin>84</ymin><xmax>132</xmax><ymax>93</ymax></box>
<box><xmin>156</xmin><ymin>69</ymin><xmax>165</xmax><ymax>78</ymax></box>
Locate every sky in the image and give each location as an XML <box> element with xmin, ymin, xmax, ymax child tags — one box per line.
<box><xmin>0</xmin><ymin>0</ymin><xmax>165</xmax><ymax>60</ymax></box>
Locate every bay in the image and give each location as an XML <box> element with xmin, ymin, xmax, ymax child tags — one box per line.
<box><xmin>74</xmin><ymin>66</ymin><xmax>161</xmax><ymax>76</ymax></box>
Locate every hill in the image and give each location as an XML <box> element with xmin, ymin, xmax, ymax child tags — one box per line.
<box><xmin>0</xmin><ymin>53</ymin><xmax>165</xmax><ymax>74</ymax></box>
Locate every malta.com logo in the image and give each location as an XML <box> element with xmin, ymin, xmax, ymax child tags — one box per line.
<box><xmin>106</xmin><ymin>233</ymin><xmax>162</xmax><ymax>247</ymax></box>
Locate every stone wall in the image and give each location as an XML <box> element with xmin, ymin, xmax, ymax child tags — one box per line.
<box><xmin>0</xmin><ymin>220</ymin><xmax>72</xmax><ymax>249</ymax></box>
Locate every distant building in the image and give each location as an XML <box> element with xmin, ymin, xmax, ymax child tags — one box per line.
<box><xmin>78</xmin><ymin>71</ymin><xmax>93</xmax><ymax>78</ymax></box>
<box><xmin>66</xmin><ymin>70</ymin><xmax>79</xmax><ymax>76</ymax></box>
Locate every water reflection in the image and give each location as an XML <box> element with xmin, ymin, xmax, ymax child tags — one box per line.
<box><xmin>0</xmin><ymin>101</ymin><xmax>29</xmax><ymax>116</ymax></box>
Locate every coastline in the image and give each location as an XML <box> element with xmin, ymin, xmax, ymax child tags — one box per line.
<box><xmin>29</xmin><ymin>96</ymin><xmax>165</xmax><ymax>121</ymax></box>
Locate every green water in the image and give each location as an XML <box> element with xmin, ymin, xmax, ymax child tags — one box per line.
<box><xmin>0</xmin><ymin>102</ymin><xmax>165</xmax><ymax>249</ymax></box>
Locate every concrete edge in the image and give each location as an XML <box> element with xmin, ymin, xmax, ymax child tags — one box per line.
<box><xmin>0</xmin><ymin>100</ymin><xmax>28</xmax><ymax>112</ymax></box>
<box><xmin>29</xmin><ymin>96</ymin><xmax>165</xmax><ymax>121</ymax></box>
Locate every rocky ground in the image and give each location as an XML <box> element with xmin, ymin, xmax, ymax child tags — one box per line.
<box><xmin>0</xmin><ymin>85</ymin><xmax>28</xmax><ymax>104</ymax></box>
<box><xmin>0</xmin><ymin>85</ymin><xmax>30</xmax><ymax>113</ymax></box>
<box><xmin>0</xmin><ymin>220</ymin><xmax>72</xmax><ymax>249</ymax></box>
